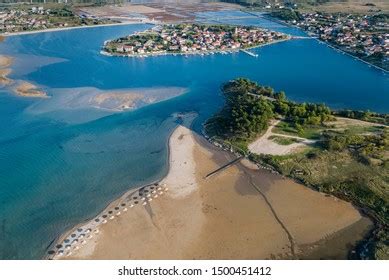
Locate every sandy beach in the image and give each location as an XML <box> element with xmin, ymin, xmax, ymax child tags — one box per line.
<box><xmin>51</xmin><ymin>115</ymin><xmax>371</xmax><ymax>260</ymax></box>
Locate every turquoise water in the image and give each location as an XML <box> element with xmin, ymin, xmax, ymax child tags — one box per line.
<box><xmin>0</xmin><ymin>12</ymin><xmax>388</xmax><ymax>259</ymax></box>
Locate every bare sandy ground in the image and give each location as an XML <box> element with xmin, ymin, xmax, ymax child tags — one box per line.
<box><xmin>13</xmin><ymin>82</ymin><xmax>48</xmax><ymax>98</ymax></box>
<box><xmin>54</xmin><ymin>118</ymin><xmax>369</xmax><ymax>260</ymax></box>
<box><xmin>249</xmin><ymin>120</ymin><xmax>316</xmax><ymax>155</ymax></box>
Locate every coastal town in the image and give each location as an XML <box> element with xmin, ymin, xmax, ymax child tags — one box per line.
<box><xmin>0</xmin><ymin>5</ymin><xmax>116</xmax><ymax>34</ymax></box>
<box><xmin>103</xmin><ymin>23</ymin><xmax>289</xmax><ymax>56</ymax></box>
<box><xmin>275</xmin><ymin>10</ymin><xmax>389</xmax><ymax>71</ymax></box>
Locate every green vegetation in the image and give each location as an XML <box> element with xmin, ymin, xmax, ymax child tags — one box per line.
<box><xmin>205</xmin><ymin>78</ymin><xmax>275</xmax><ymax>146</ymax></box>
<box><xmin>269</xmin><ymin>8</ymin><xmax>302</xmax><ymax>21</ymax></box>
<box><xmin>259</xmin><ymin>128</ymin><xmax>388</xmax><ymax>259</ymax></box>
<box><xmin>268</xmin><ymin>135</ymin><xmax>300</xmax><ymax>145</ymax></box>
<box><xmin>206</xmin><ymin>78</ymin><xmax>388</xmax><ymax>259</ymax></box>
<box><xmin>272</xmin><ymin>121</ymin><xmax>324</xmax><ymax>139</ymax></box>
<box><xmin>205</xmin><ymin>78</ymin><xmax>333</xmax><ymax>145</ymax></box>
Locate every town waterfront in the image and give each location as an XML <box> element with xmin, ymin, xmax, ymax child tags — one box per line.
<box><xmin>0</xmin><ymin>11</ymin><xmax>388</xmax><ymax>259</ymax></box>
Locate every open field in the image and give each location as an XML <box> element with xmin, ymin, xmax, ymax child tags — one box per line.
<box><xmin>249</xmin><ymin>120</ymin><xmax>317</xmax><ymax>156</ymax></box>
<box><xmin>298</xmin><ymin>0</ymin><xmax>389</xmax><ymax>13</ymax></box>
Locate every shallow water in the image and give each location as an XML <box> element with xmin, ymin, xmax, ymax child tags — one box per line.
<box><xmin>0</xmin><ymin>12</ymin><xmax>388</xmax><ymax>259</ymax></box>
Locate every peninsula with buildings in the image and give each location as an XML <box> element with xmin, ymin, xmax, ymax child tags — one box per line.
<box><xmin>102</xmin><ymin>23</ymin><xmax>289</xmax><ymax>57</ymax></box>
<box><xmin>269</xmin><ymin>9</ymin><xmax>389</xmax><ymax>71</ymax></box>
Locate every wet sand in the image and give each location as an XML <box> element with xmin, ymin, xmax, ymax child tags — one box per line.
<box><xmin>13</xmin><ymin>82</ymin><xmax>48</xmax><ymax>98</ymax></box>
<box><xmin>0</xmin><ymin>68</ymin><xmax>12</xmax><ymax>86</ymax></box>
<box><xmin>0</xmin><ymin>55</ymin><xmax>13</xmax><ymax>86</ymax></box>
<box><xmin>54</xmin><ymin>118</ymin><xmax>371</xmax><ymax>260</ymax></box>
<box><xmin>0</xmin><ymin>55</ymin><xmax>13</xmax><ymax>68</ymax></box>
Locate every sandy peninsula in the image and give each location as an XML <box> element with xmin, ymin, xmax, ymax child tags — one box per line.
<box><xmin>50</xmin><ymin>114</ymin><xmax>371</xmax><ymax>260</ymax></box>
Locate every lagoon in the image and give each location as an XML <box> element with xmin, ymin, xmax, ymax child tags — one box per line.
<box><xmin>0</xmin><ymin>11</ymin><xmax>388</xmax><ymax>259</ymax></box>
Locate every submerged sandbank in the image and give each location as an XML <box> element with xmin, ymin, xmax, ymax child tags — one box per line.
<box><xmin>51</xmin><ymin>114</ymin><xmax>371</xmax><ymax>260</ymax></box>
<box><xmin>0</xmin><ymin>68</ymin><xmax>12</xmax><ymax>86</ymax></box>
<box><xmin>0</xmin><ymin>55</ymin><xmax>13</xmax><ymax>68</ymax></box>
<box><xmin>24</xmin><ymin>86</ymin><xmax>187</xmax><ymax>124</ymax></box>
<box><xmin>0</xmin><ymin>55</ymin><xmax>13</xmax><ymax>87</ymax></box>
<box><xmin>13</xmin><ymin>81</ymin><xmax>48</xmax><ymax>98</ymax></box>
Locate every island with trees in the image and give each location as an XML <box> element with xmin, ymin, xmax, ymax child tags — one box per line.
<box><xmin>102</xmin><ymin>23</ymin><xmax>290</xmax><ymax>57</ymax></box>
<box><xmin>205</xmin><ymin>78</ymin><xmax>388</xmax><ymax>260</ymax></box>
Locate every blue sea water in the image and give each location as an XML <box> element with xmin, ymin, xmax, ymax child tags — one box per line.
<box><xmin>0</xmin><ymin>12</ymin><xmax>388</xmax><ymax>259</ymax></box>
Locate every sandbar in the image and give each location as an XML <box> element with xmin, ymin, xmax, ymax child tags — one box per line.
<box><xmin>13</xmin><ymin>81</ymin><xmax>48</xmax><ymax>98</ymax></box>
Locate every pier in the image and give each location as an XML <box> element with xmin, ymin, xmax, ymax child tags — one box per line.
<box><xmin>204</xmin><ymin>156</ymin><xmax>244</xmax><ymax>180</ymax></box>
<box><xmin>241</xmin><ymin>49</ymin><xmax>259</xmax><ymax>57</ymax></box>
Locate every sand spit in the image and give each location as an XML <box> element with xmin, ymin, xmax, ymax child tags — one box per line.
<box><xmin>51</xmin><ymin>115</ymin><xmax>369</xmax><ymax>260</ymax></box>
<box><xmin>13</xmin><ymin>82</ymin><xmax>48</xmax><ymax>98</ymax></box>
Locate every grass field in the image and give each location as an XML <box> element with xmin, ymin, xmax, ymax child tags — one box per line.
<box><xmin>268</xmin><ymin>135</ymin><xmax>300</xmax><ymax>145</ymax></box>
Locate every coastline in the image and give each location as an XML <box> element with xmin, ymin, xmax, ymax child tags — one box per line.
<box><xmin>1</xmin><ymin>21</ymin><xmax>155</xmax><ymax>37</ymax></box>
<box><xmin>261</xmin><ymin>13</ymin><xmax>389</xmax><ymax>74</ymax></box>
<box><xmin>50</xmin><ymin>113</ymin><xmax>371</xmax><ymax>260</ymax></box>
<box><xmin>314</xmin><ymin>38</ymin><xmax>389</xmax><ymax>74</ymax></box>
<box><xmin>46</xmin><ymin>112</ymin><xmax>195</xmax><ymax>259</ymax></box>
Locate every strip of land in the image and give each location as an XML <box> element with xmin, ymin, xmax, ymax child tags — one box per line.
<box><xmin>2</xmin><ymin>21</ymin><xmax>148</xmax><ymax>37</ymax></box>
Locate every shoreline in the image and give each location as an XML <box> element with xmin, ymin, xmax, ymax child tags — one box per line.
<box><xmin>46</xmin><ymin>112</ymin><xmax>194</xmax><ymax>259</ymax></box>
<box><xmin>1</xmin><ymin>21</ymin><xmax>155</xmax><ymax>37</ymax></box>
<box><xmin>261</xmin><ymin>13</ymin><xmax>389</xmax><ymax>74</ymax></box>
<box><xmin>49</xmin><ymin>113</ymin><xmax>371</xmax><ymax>260</ymax></box>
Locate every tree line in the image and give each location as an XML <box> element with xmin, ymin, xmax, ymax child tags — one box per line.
<box><xmin>206</xmin><ymin>78</ymin><xmax>333</xmax><ymax>141</ymax></box>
